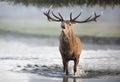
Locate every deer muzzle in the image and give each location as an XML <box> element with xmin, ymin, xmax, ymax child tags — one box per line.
<box><xmin>61</xmin><ymin>26</ymin><xmax>65</xmax><ymax>29</ymax></box>
<box><xmin>61</xmin><ymin>22</ymin><xmax>65</xmax><ymax>29</ymax></box>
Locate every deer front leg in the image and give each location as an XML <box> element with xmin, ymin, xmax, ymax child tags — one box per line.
<box><xmin>65</xmin><ymin>61</ymin><xmax>69</xmax><ymax>75</ymax></box>
<box><xmin>74</xmin><ymin>58</ymin><xmax>79</xmax><ymax>75</ymax></box>
<box><xmin>62</xmin><ymin>59</ymin><xmax>65</xmax><ymax>72</ymax></box>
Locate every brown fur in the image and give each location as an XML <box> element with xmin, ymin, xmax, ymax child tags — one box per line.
<box><xmin>59</xmin><ymin>21</ymin><xmax>82</xmax><ymax>75</ymax></box>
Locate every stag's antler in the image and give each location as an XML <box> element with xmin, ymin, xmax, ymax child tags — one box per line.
<box><xmin>43</xmin><ymin>9</ymin><xmax>101</xmax><ymax>23</ymax></box>
<box><xmin>70</xmin><ymin>12</ymin><xmax>101</xmax><ymax>23</ymax></box>
<box><xmin>43</xmin><ymin>9</ymin><xmax>64</xmax><ymax>22</ymax></box>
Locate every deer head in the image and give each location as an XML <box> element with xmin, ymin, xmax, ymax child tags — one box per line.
<box><xmin>43</xmin><ymin>9</ymin><xmax>101</xmax><ymax>35</ymax></box>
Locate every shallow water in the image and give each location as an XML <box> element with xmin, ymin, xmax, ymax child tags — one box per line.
<box><xmin>0</xmin><ymin>35</ymin><xmax>120</xmax><ymax>78</ymax></box>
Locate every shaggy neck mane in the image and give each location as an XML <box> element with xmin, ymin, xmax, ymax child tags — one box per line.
<box><xmin>60</xmin><ymin>29</ymin><xmax>77</xmax><ymax>52</ymax></box>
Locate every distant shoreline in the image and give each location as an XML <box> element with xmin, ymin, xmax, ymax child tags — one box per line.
<box><xmin>0</xmin><ymin>29</ymin><xmax>120</xmax><ymax>45</ymax></box>
<box><xmin>79</xmin><ymin>36</ymin><xmax>120</xmax><ymax>45</ymax></box>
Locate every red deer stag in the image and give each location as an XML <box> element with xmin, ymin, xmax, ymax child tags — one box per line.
<box><xmin>43</xmin><ymin>9</ymin><xmax>100</xmax><ymax>75</ymax></box>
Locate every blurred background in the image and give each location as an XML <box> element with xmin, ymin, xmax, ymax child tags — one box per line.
<box><xmin>0</xmin><ymin>0</ymin><xmax>120</xmax><ymax>48</ymax></box>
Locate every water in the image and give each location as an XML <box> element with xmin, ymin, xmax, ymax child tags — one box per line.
<box><xmin>0</xmin><ymin>34</ymin><xmax>120</xmax><ymax>78</ymax></box>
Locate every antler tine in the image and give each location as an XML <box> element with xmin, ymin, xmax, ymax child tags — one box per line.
<box><xmin>58</xmin><ymin>12</ymin><xmax>64</xmax><ymax>21</ymax></box>
<box><xmin>52</xmin><ymin>11</ymin><xmax>61</xmax><ymax>20</ymax></box>
<box><xmin>72</xmin><ymin>12</ymin><xmax>82</xmax><ymax>21</ymax></box>
<box><xmin>93</xmin><ymin>12</ymin><xmax>101</xmax><ymax>22</ymax></box>
<box><xmin>70</xmin><ymin>12</ymin><xmax>72</xmax><ymax>21</ymax></box>
<box><xmin>83</xmin><ymin>16</ymin><xmax>92</xmax><ymax>22</ymax></box>
<box><xmin>43</xmin><ymin>10</ymin><xmax>51</xmax><ymax>21</ymax></box>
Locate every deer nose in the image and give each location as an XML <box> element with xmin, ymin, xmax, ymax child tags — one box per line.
<box><xmin>61</xmin><ymin>23</ymin><xmax>65</xmax><ymax>29</ymax></box>
<box><xmin>61</xmin><ymin>26</ymin><xmax>65</xmax><ymax>29</ymax></box>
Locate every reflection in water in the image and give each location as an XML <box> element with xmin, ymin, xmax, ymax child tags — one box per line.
<box><xmin>63</xmin><ymin>76</ymin><xmax>82</xmax><ymax>82</ymax></box>
<box><xmin>63</xmin><ymin>77</ymin><xmax>68</xmax><ymax>82</ymax></box>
